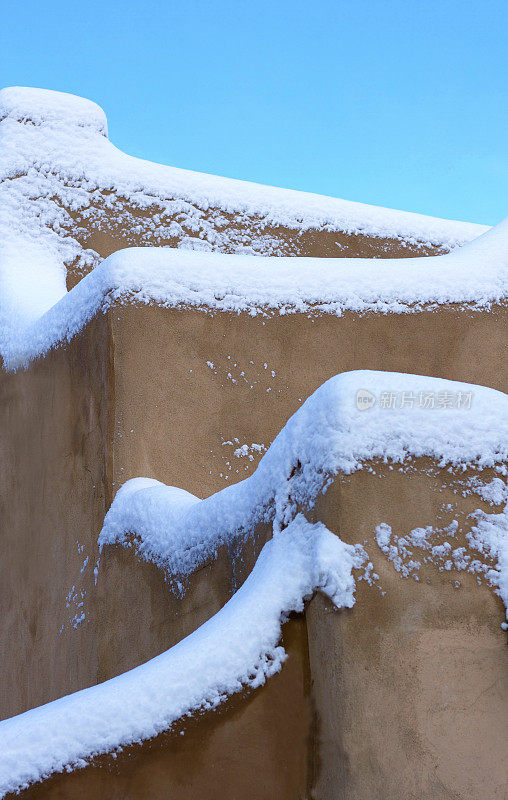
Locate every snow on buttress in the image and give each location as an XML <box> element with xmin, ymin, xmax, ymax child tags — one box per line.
<box><xmin>2</xmin><ymin>86</ymin><xmax>505</xmax><ymax>371</ymax></box>
<box><xmin>0</xmin><ymin>515</ymin><xmax>360</xmax><ymax>797</ymax></box>
<box><xmin>0</xmin><ymin>89</ymin><xmax>507</xmax><ymax>794</ymax></box>
<box><xmin>100</xmin><ymin>370</ymin><xmax>508</xmax><ymax>582</ymax></box>
<box><xmin>0</xmin><ymin>371</ymin><xmax>506</xmax><ymax>793</ymax></box>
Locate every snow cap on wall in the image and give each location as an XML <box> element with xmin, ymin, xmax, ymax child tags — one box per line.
<box><xmin>0</xmin><ymin>87</ymin><xmax>108</xmax><ymax>137</ymax></box>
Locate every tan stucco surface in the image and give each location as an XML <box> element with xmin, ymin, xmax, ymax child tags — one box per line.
<box><xmin>307</xmin><ymin>465</ymin><xmax>507</xmax><ymax>800</ymax></box>
<box><xmin>1</xmin><ymin>301</ymin><xmax>506</xmax><ymax>799</ymax></box>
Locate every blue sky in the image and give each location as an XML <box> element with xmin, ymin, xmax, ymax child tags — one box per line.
<box><xmin>2</xmin><ymin>0</ymin><xmax>506</xmax><ymax>225</ymax></box>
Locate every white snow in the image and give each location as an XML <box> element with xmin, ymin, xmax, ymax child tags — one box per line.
<box><xmin>0</xmin><ymin>87</ymin><xmax>108</xmax><ymax>135</ymax></box>
<box><xmin>3</xmin><ymin>369</ymin><xmax>502</xmax><ymax>793</ymax></box>
<box><xmin>466</xmin><ymin>476</ymin><xmax>508</xmax><ymax>506</ymax></box>
<box><xmin>0</xmin><ymin>515</ymin><xmax>361</xmax><ymax>797</ymax></box>
<box><xmin>0</xmin><ymin>88</ymin><xmax>506</xmax><ymax>794</ymax></box>
<box><xmin>0</xmin><ymin>85</ymin><xmax>484</xmax><ymax>249</ymax></box>
<box><xmin>374</xmin><ymin>504</ymin><xmax>508</xmax><ymax>619</ymax></box>
<box><xmin>1</xmin><ymin>220</ymin><xmax>508</xmax><ymax>369</ymax></box>
<box><xmin>468</xmin><ymin>504</ymin><xmax>508</xmax><ymax>614</ymax></box>
<box><xmin>2</xmin><ymin>86</ymin><xmax>502</xmax><ymax>371</ymax></box>
<box><xmin>100</xmin><ymin>371</ymin><xmax>508</xmax><ymax>579</ymax></box>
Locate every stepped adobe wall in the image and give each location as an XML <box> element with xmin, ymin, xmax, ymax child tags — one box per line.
<box><xmin>8</xmin><ymin>457</ymin><xmax>507</xmax><ymax>800</ymax></box>
<box><xmin>0</xmin><ymin>86</ymin><xmax>486</xmax><ymax>297</ymax></box>
<box><xmin>0</xmin><ymin>88</ymin><xmax>506</xmax><ymax>800</ymax></box>
<box><xmin>2</xmin><ymin>302</ymin><xmax>506</xmax><ymax>717</ymax></box>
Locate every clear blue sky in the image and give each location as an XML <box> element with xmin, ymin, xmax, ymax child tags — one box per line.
<box><xmin>2</xmin><ymin>0</ymin><xmax>506</xmax><ymax>225</ymax></box>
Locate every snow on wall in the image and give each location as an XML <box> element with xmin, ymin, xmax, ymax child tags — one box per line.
<box><xmin>0</xmin><ymin>515</ymin><xmax>361</xmax><ymax>797</ymax></box>
<box><xmin>0</xmin><ymin>86</ymin><xmax>485</xmax><ymax>248</ymax></box>
<box><xmin>100</xmin><ymin>371</ymin><xmax>508</xmax><ymax>596</ymax></box>
<box><xmin>374</xmin><ymin>509</ymin><xmax>508</xmax><ymax>613</ymax></box>
<box><xmin>0</xmin><ymin>87</ymin><xmax>108</xmax><ymax>136</ymax></box>
<box><xmin>1</xmin><ymin>370</ymin><xmax>506</xmax><ymax>795</ymax></box>
<box><xmin>0</xmin><ymin>369</ymin><xmax>506</xmax><ymax>794</ymax></box>
<box><xmin>468</xmin><ymin>504</ymin><xmax>508</xmax><ymax>620</ymax></box>
<box><xmin>4</xmin><ymin>80</ymin><xmax>485</xmax><ymax>322</ymax></box>
<box><xmin>1</xmin><ymin>86</ymin><xmax>499</xmax><ymax>371</ymax></box>
<box><xmin>2</xmin><ymin>217</ymin><xmax>508</xmax><ymax>370</ymax></box>
<box><xmin>0</xmin><ymin>90</ymin><xmax>506</xmax><ymax>794</ymax></box>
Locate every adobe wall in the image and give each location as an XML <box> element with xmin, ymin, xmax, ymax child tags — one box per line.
<box><xmin>0</xmin><ymin>316</ymin><xmax>112</xmax><ymax>718</ymax></box>
<box><xmin>5</xmin><ymin>282</ymin><xmax>497</xmax><ymax>707</ymax></box>
<box><xmin>0</xmin><ymin>314</ymin><xmax>273</xmax><ymax>713</ymax></box>
<box><xmin>108</xmin><ymin>302</ymin><xmax>507</xmax><ymax>499</ymax></box>
<box><xmin>96</xmin><ymin>525</ymin><xmax>271</xmax><ymax>682</ymax></box>
<box><xmin>99</xmin><ymin>299</ymin><xmax>507</xmax><ymax>703</ymax></box>
<box><xmin>2</xmin><ymin>95</ymin><xmax>504</xmax><ymax>797</ymax></box>
<box><xmin>306</xmin><ymin>464</ymin><xmax>507</xmax><ymax>800</ymax></box>
<box><xmin>10</xmin><ymin>617</ymin><xmax>312</xmax><ymax>800</ymax></box>
<box><xmin>10</xmin><ymin>458</ymin><xmax>507</xmax><ymax>800</ymax></box>
<box><xmin>1</xmin><ymin>300</ymin><xmax>506</xmax><ymax>799</ymax></box>
<box><xmin>65</xmin><ymin>202</ymin><xmax>448</xmax><ymax>288</ymax></box>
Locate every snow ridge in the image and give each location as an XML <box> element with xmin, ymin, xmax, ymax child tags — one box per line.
<box><xmin>0</xmin><ymin>86</ymin><xmax>485</xmax><ymax>247</ymax></box>
<box><xmin>2</xmin><ymin>220</ymin><xmax>508</xmax><ymax>371</ymax></box>
<box><xmin>0</xmin><ymin>87</ymin><xmax>108</xmax><ymax>135</ymax></box>
<box><xmin>0</xmin><ymin>370</ymin><xmax>506</xmax><ymax>794</ymax></box>
<box><xmin>2</xmin><ymin>86</ymin><xmax>501</xmax><ymax>372</ymax></box>
<box><xmin>100</xmin><ymin>371</ymin><xmax>508</xmax><ymax>580</ymax></box>
<box><xmin>0</xmin><ymin>515</ymin><xmax>359</xmax><ymax>797</ymax></box>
